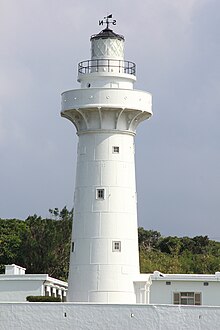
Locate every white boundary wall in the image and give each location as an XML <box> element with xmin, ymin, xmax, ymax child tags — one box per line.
<box><xmin>0</xmin><ymin>302</ymin><xmax>220</xmax><ymax>329</ymax></box>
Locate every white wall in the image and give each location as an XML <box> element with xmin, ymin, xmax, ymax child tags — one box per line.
<box><xmin>0</xmin><ymin>302</ymin><xmax>220</xmax><ymax>329</ymax></box>
<box><xmin>150</xmin><ymin>280</ymin><xmax>220</xmax><ymax>306</ymax></box>
<box><xmin>0</xmin><ymin>280</ymin><xmax>43</xmax><ymax>302</ymax></box>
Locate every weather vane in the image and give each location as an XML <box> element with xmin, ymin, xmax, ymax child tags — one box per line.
<box><xmin>99</xmin><ymin>14</ymin><xmax>116</xmax><ymax>29</ymax></box>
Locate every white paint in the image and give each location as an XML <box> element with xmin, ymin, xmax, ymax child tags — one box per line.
<box><xmin>62</xmin><ymin>88</ymin><xmax>151</xmax><ymax>113</ymax></box>
<box><xmin>150</xmin><ymin>271</ymin><xmax>220</xmax><ymax>306</ymax></box>
<box><xmin>5</xmin><ymin>264</ymin><xmax>26</xmax><ymax>275</ymax></box>
<box><xmin>61</xmin><ymin>26</ymin><xmax>152</xmax><ymax>303</ymax></box>
<box><xmin>0</xmin><ymin>265</ymin><xmax>67</xmax><ymax>302</ymax></box>
<box><xmin>1</xmin><ymin>302</ymin><xmax>220</xmax><ymax>329</ymax></box>
<box><xmin>91</xmin><ymin>34</ymin><xmax>124</xmax><ymax>60</ymax></box>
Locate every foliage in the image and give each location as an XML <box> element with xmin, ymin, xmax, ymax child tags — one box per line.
<box><xmin>138</xmin><ymin>228</ymin><xmax>161</xmax><ymax>251</ymax></box>
<box><xmin>0</xmin><ymin>207</ymin><xmax>72</xmax><ymax>280</ymax></box>
<box><xmin>138</xmin><ymin>227</ymin><xmax>220</xmax><ymax>274</ymax></box>
<box><xmin>0</xmin><ymin>219</ymin><xmax>29</xmax><ymax>274</ymax></box>
<box><xmin>19</xmin><ymin>208</ymin><xmax>72</xmax><ymax>280</ymax></box>
<box><xmin>26</xmin><ymin>296</ymin><xmax>61</xmax><ymax>302</ymax></box>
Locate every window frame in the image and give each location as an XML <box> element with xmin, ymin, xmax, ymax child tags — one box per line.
<box><xmin>112</xmin><ymin>146</ymin><xmax>120</xmax><ymax>154</ymax></box>
<box><xmin>173</xmin><ymin>292</ymin><xmax>201</xmax><ymax>305</ymax></box>
<box><xmin>112</xmin><ymin>241</ymin><xmax>121</xmax><ymax>252</ymax></box>
<box><xmin>96</xmin><ymin>188</ymin><xmax>105</xmax><ymax>200</ymax></box>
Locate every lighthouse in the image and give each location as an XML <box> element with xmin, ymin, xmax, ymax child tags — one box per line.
<box><xmin>61</xmin><ymin>16</ymin><xmax>152</xmax><ymax>304</ymax></box>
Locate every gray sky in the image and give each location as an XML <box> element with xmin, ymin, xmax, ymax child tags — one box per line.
<box><xmin>0</xmin><ymin>0</ymin><xmax>219</xmax><ymax>239</ymax></box>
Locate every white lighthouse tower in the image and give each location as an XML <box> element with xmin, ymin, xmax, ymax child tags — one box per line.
<box><xmin>61</xmin><ymin>16</ymin><xmax>152</xmax><ymax>304</ymax></box>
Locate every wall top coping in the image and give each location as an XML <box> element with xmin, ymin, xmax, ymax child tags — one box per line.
<box><xmin>151</xmin><ymin>270</ymin><xmax>220</xmax><ymax>281</ymax></box>
<box><xmin>0</xmin><ymin>274</ymin><xmax>68</xmax><ymax>287</ymax></box>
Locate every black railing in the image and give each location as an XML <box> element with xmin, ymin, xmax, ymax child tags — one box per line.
<box><xmin>78</xmin><ymin>59</ymin><xmax>136</xmax><ymax>76</ymax></box>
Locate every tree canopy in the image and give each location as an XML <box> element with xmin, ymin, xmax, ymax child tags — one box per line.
<box><xmin>138</xmin><ymin>227</ymin><xmax>220</xmax><ymax>274</ymax></box>
<box><xmin>0</xmin><ymin>207</ymin><xmax>72</xmax><ymax>280</ymax></box>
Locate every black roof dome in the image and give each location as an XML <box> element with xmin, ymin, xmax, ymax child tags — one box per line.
<box><xmin>90</xmin><ymin>28</ymin><xmax>124</xmax><ymax>41</ymax></box>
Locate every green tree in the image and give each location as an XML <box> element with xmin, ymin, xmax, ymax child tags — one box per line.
<box><xmin>138</xmin><ymin>228</ymin><xmax>161</xmax><ymax>251</ymax></box>
<box><xmin>191</xmin><ymin>236</ymin><xmax>209</xmax><ymax>254</ymax></box>
<box><xmin>0</xmin><ymin>219</ymin><xmax>28</xmax><ymax>274</ymax></box>
<box><xmin>158</xmin><ymin>236</ymin><xmax>183</xmax><ymax>255</ymax></box>
<box><xmin>18</xmin><ymin>207</ymin><xmax>72</xmax><ymax>280</ymax></box>
<box><xmin>140</xmin><ymin>250</ymin><xmax>182</xmax><ymax>274</ymax></box>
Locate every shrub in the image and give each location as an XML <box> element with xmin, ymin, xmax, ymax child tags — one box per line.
<box><xmin>26</xmin><ymin>295</ymin><xmax>61</xmax><ymax>302</ymax></box>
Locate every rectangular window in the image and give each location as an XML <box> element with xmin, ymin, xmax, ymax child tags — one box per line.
<box><xmin>96</xmin><ymin>188</ymin><xmax>105</xmax><ymax>200</ymax></box>
<box><xmin>71</xmin><ymin>242</ymin><xmax>75</xmax><ymax>252</ymax></box>
<box><xmin>112</xmin><ymin>241</ymin><xmax>121</xmax><ymax>252</ymax></box>
<box><xmin>112</xmin><ymin>146</ymin><xmax>119</xmax><ymax>154</ymax></box>
<box><xmin>173</xmin><ymin>292</ymin><xmax>201</xmax><ymax>305</ymax></box>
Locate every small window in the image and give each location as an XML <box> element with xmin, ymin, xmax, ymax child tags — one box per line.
<box><xmin>112</xmin><ymin>241</ymin><xmax>121</xmax><ymax>252</ymax></box>
<box><xmin>112</xmin><ymin>146</ymin><xmax>119</xmax><ymax>154</ymax></box>
<box><xmin>71</xmin><ymin>242</ymin><xmax>75</xmax><ymax>252</ymax></box>
<box><xmin>204</xmin><ymin>282</ymin><xmax>209</xmax><ymax>286</ymax></box>
<box><xmin>96</xmin><ymin>188</ymin><xmax>105</xmax><ymax>200</ymax></box>
<box><xmin>166</xmin><ymin>281</ymin><xmax>171</xmax><ymax>285</ymax></box>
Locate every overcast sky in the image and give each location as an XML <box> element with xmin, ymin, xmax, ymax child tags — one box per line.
<box><xmin>0</xmin><ymin>0</ymin><xmax>219</xmax><ymax>239</ymax></box>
